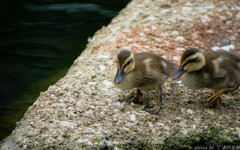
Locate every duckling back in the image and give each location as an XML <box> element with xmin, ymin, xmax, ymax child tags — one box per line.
<box><xmin>130</xmin><ymin>52</ymin><xmax>176</xmax><ymax>91</ymax></box>
<box><xmin>204</xmin><ymin>51</ymin><xmax>240</xmax><ymax>90</ymax></box>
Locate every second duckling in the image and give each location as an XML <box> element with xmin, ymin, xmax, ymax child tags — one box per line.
<box><xmin>111</xmin><ymin>50</ymin><xmax>176</xmax><ymax>114</ymax></box>
<box><xmin>172</xmin><ymin>48</ymin><xmax>240</xmax><ymax>108</ymax></box>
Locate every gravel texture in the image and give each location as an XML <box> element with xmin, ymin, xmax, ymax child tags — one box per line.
<box><xmin>1</xmin><ymin>0</ymin><xmax>240</xmax><ymax>149</ymax></box>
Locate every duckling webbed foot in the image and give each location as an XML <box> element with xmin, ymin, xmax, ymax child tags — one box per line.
<box><xmin>143</xmin><ymin>88</ymin><xmax>162</xmax><ymax>114</ymax></box>
<box><xmin>201</xmin><ymin>85</ymin><xmax>239</xmax><ymax>108</ymax></box>
<box><xmin>143</xmin><ymin>103</ymin><xmax>161</xmax><ymax>114</ymax></box>
<box><xmin>200</xmin><ymin>97</ymin><xmax>221</xmax><ymax>108</ymax></box>
<box><xmin>122</xmin><ymin>89</ymin><xmax>143</xmax><ymax>104</ymax></box>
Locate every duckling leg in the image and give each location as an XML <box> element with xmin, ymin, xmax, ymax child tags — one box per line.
<box><xmin>169</xmin><ymin>83</ymin><xmax>177</xmax><ymax>103</ymax></box>
<box><xmin>122</xmin><ymin>89</ymin><xmax>143</xmax><ymax>104</ymax></box>
<box><xmin>143</xmin><ymin>88</ymin><xmax>162</xmax><ymax>114</ymax></box>
<box><xmin>204</xmin><ymin>85</ymin><xmax>239</xmax><ymax>108</ymax></box>
<box><xmin>216</xmin><ymin>97</ymin><xmax>221</xmax><ymax>108</ymax></box>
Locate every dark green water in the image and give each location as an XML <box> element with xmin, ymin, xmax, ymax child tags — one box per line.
<box><xmin>0</xmin><ymin>0</ymin><xmax>129</xmax><ymax>141</ymax></box>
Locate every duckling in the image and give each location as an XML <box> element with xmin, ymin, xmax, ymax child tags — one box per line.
<box><xmin>172</xmin><ymin>48</ymin><xmax>240</xmax><ymax>108</ymax></box>
<box><xmin>111</xmin><ymin>49</ymin><xmax>176</xmax><ymax>114</ymax></box>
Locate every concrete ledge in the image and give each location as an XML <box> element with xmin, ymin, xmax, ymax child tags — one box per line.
<box><xmin>1</xmin><ymin>0</ymin><xmax>240</xmax><ymax>149</ymax></box>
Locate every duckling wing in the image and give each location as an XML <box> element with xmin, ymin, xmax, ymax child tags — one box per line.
<box><xmin>131</xmin><ymin>52</ymin><xmax>174</xmax><ymax>89</ymax></box>
<box><xmin>204</xmin><ymin>51</ymin><xmax>240</xmax><ymax>89</ymax></box>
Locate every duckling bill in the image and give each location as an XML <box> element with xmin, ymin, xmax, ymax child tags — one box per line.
<box><xmin>111</xmin><ymin>49</ymin><xmax>176</xmax><ymax>114</ymax></box>
<box><xmin>172</xmin><ymin>48</ymin><xmax>240</xmax><ymax>108</ymax></box>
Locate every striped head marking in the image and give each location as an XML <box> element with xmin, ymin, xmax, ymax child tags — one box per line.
<box><xmin>172</xmin><ymin>48</ymin><xmax>205</xmax><ymax>79</ymax></box>
<box><xmin>180</xmin><ymin>48</ymin><xmax>206</xmax><ymax>72</ymax></box>
<box><xmin>114</xmin><ymin>50</ymin><xmax>135</xmax><ymax>84</ymax></box>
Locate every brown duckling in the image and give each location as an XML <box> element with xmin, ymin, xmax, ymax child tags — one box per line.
<box><xmin>172</xmin><ymin>48</ymin><xmax>240</xmax><ymax>108</ymax></box>
<box><xmin>111</xmin><ymin>49</ymin><xmax>176</xmax><ymax>114</ymax></box>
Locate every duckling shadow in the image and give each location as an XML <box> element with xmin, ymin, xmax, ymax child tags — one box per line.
<box><xmin>117</xmin><ymin>90</ymin><xmax>170</xmax><ymax>108</ymax></box>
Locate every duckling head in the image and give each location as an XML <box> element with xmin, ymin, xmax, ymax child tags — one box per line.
<box><xmin>172</xmin><ymin>48</ymin><xmax>206</xmax><ymax>79</ymax></box>
<box><xmin>114</xmin><ymin>50</ymin><xmax>135</xmax><ymax>84</ymax></box>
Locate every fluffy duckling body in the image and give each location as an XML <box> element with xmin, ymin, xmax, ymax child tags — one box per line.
<box><xmin>111</xmin><ymin>50</ymin><xmax>175</xmax><ymax>114</ymax></box>
<box><xmin>173</xmin><ymin>48</ymin><xmax>240</xmax><ymax>108</ymax></box>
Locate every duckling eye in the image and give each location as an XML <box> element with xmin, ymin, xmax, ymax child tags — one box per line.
<box><xmin>124</xmin><ymin>59</ymin><xmax>133</xmax><ymax>68</ymax></box>
<box><xmin>183</xmin><ymin>57</ymin><xmax>200</xmax><ymax>67</ymax></box>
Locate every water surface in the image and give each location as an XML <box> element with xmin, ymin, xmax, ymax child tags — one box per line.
<box><xmin>0</xmin><ymin>0</ymin><xmax>129</xmax><ymax>141</ymax></box>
